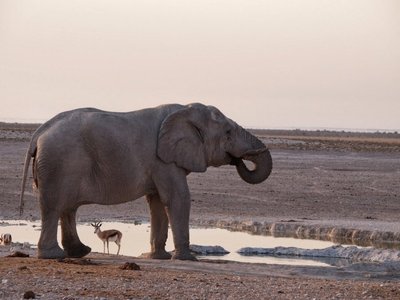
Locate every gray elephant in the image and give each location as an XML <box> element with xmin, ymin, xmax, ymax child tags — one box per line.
<box><xmin>19</xmin><ymin>103</ymin><xmax>272</xmax><ymax>260</ymax></box>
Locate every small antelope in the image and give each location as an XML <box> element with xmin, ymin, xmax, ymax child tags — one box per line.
<box><xmin>0</xmin><ymin>233</ymin><xmax>12</xmax><ymax>245</ymax></box>
<box><xmin>91</xmin><ymin>222</ymin><xmax>122</xmax><ymax>255</ymax></box>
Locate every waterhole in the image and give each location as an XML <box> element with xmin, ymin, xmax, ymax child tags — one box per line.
<box><xmin>2</xmin><ymin>220</ymin><xmax>352</xmax><ymax>267</ymax></box>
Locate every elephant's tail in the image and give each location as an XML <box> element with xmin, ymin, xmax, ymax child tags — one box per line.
<box><xmin>19</xmin><ymin>145</ymin><xmax>36</xmax><ymax>216</ymax></box>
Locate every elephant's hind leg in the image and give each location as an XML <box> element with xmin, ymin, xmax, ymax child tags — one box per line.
<box><xmin>142</xmin><ymin>193</ymin><xmax>172</xmax><ymax>259</ymax></box>
<box><xmin>38</xmin><ymin>209</ymin><xmax>65</xmax><ymax>259</ymax></box>
<box><xmin>60</xmin><ymin>209</ymin><xmax>91</xmax><ymax>258</ymax></box>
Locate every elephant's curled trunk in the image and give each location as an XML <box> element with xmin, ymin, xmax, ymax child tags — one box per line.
<box><xmin>233</xmin><ymin>149</ymin><xmax>272</xmax><ymax>184</ymax></box>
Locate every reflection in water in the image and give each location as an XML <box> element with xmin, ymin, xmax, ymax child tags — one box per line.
<box><xmin>1</xmin><ymin>220</ymin><xmax>340</xmax><ymax>267</ymax></box>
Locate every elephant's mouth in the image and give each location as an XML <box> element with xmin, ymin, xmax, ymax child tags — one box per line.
<box><xmin>242</xmin><ymin>148</ymin><xmax>268</xmax><ymax>156</ymax></box>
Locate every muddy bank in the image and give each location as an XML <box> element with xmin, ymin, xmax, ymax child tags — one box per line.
<box><xmin>196</xmin><ymin>220</ymin><xmax>400</xmax><ymax>249</ymax></box>
<box><xmin>1</xmin><ymin>255</ymin><xmax>400</xmax><ymax>300</ymax></box>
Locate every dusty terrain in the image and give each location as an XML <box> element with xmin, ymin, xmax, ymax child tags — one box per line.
<box><xmin>1</xmin><ymin>122</ymin><xmax>400</xmax><ymax>299</ymax></box>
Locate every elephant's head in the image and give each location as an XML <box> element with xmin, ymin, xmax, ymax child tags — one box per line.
<box><xmin>157</xmin><ymin>103</ymin><xmax>272</xmax><ymax>184</ymax></box>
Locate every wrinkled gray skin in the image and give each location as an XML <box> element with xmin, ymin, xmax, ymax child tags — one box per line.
<box><xmin>20</xmin><ymin>103</ymin><xmax>272</xmax><ymax>260</ymax></box>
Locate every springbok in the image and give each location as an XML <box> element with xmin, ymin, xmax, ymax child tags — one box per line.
<box><xmin>91</xmin><ymin>222</ymin><xmax>122</xmax><ymax>255</ymax></box>
<box><xmin>0</xmin><ymin>233</ymin><xmax>12</xmax><ymax>245</ymax></box>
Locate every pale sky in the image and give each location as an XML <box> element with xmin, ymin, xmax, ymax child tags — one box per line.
<box><xmin>0</xmin><ymin>0</ymin><xmax>399</xmax><ymax>130</ymax></box>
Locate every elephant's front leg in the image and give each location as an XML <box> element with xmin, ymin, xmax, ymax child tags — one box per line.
<box><xmin>155</xmin><ymin>168</ymin><xmax>196</xmax><ymax>261</ymax></box>
<box><xmin>60</xmin><ymin>208</ymin><xmax>91</xmax><ymax>258</ymax></box>
<box><xmin>165</xmin><ymin>200</ymin><xmax>195</xmax><ymax>260</ymax></box>
<box><xmin>143</xmin><ymin>193</ymin><xmax>172</xmax><ymax>259</ymax></box>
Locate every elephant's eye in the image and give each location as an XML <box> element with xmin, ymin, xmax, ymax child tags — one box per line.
<box><xmin>226</xmin><ymin>130</ymin><xmax>232</xmax><ymax>140</ymax></box>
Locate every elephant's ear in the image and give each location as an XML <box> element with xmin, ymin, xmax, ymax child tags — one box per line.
<box><xmin>157</xmin><ymin>106</ymin><xmax>208</xmax><ymax>172</ymax></box>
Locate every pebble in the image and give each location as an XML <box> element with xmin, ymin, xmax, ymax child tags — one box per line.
<box><xmin>23</xmin><ymin>290</ymin><xmax>35</xmax><ymax>299</ymax></box>
<box><xmin>119</xmin><ymin>262</ymin><xmax>140</xmax><ymax>270</ymax></box>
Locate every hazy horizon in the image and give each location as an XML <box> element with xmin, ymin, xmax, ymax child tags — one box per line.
<box><xmin>0</xmin><ymin>116</ymin><xmax>398</xmax><ymax>133</ymax></box>
<box><xmin>1</xmin><ymin>0</ymin><xmax>399</xmax><ymax>131</ymax></box>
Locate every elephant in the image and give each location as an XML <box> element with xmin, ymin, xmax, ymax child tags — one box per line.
<box><xmin>19</xmin><ymin>103</ymin><xmax>272</xmax><ymax>260</ymax></box>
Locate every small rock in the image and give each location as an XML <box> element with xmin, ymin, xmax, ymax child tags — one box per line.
<box><xmin>189</xmin><ymin>244</ymin><xmax>230</xmax><ymax>255</ymax></box>
<box><xmin>23</xmin><ymin>290</ymin><xmax>35</xmax><ymax>299</ymax></box>
<box><xmin>18</xmin><ymin>266</ymin><xmax>28</xmax><ymax>271</ymax></box>
<box><xmin>7</xmin><ymin>251</ymin><xmax>29</xmax><ymax>257</ymax></box>
<box><xmin>120</xmin><ymin>262</ymin><xmax>140</xmax><ymax>270</ymax></box>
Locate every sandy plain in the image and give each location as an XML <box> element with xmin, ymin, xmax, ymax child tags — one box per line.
<box><xmin>1</xmin><ymin>123</ymin><xmax>400</xmax><ymax>299</ymax></box>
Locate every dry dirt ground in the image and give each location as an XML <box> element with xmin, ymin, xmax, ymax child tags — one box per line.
<box><xmin>1</xmin><ymin>123</ymin><xmax>400</xmax><ymax>299</ymax></box>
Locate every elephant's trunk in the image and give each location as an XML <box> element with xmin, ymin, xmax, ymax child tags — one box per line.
<box><xmin>228</xmin><ymin>126</ymin><xmax>272</xmax><ymax>184</ymax></box>
<box><xmin>233</xmin><ymin>149</ymin><xmax>272</xmax><ymax>184</ymax></box>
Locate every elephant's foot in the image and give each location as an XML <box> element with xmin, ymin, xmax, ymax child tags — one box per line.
<box><xmin>172</xmin><ymin>249</ymin><xmax>197</xmax><ymax>261</ymax></box>
<box><xmin>140</xmin><ymin>250</ymin><xmax>172</xmax><ymax>260</ymax></box>
<box><xmin>64</xmin><ymin>244</ymin><xmax>91</xmax><ymax>258</ymax></box>
<box><xmin>38</xmin><ymin>245</ymin><xmax>66</xmax><ymax>259</ymax></box>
